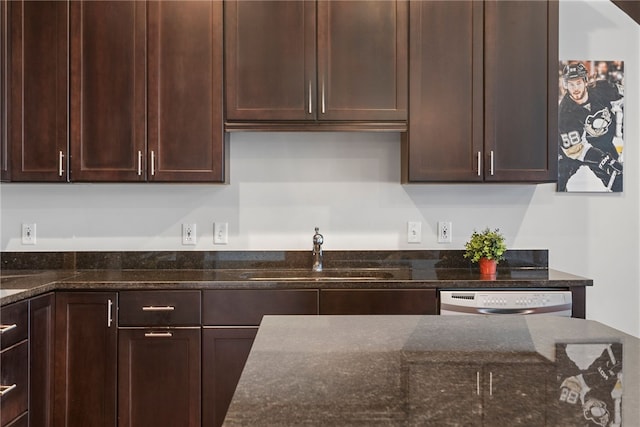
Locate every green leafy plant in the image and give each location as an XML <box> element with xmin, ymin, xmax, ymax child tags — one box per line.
<box><xmin>463</xmin><ymin>228</ymin><xmax>507</xmax><ymax>263</ymax></box>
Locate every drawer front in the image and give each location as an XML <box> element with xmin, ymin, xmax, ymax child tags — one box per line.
<box><xmin>320</xmin><ymin>289</ymin><xmax>438</xmax><ymax>315</ymax></box>
<box><xmin>1</xmin><ymin>342</ymin><xmax>28</xmax><ymax>427</ymax></box>
<box><xmin>202</xmin><ymin>289</ymin><xmax>318</xmax><ymax>326</ymax></box>
<box><xmin>119</xmin><ymin>291</ymin><xmax>201</xmax><ymax>326</ymax></box>
<box><xmin>0</xmin><ymin>301</ymin><xmax>28</xmax><ymax>349</ymax></box>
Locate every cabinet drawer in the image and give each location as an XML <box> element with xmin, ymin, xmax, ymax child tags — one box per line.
<box><xmin>1</xmin><ymin>342</ymin><xmax>28</xmax><ymax>427</ymax></box>
<box><xmin>0</xmin><ymin>301</ymin><xmax>28</xmax><ymax>349</ymax></box>
<box><xmin>320</xmin><ymin>289</ymin><xmax>437</xmax><ymax>315</ymax></box>
<box><xmin>119</xmin><ymin>291</ymin><xmax>201</xmax><ymax>326</ymax></box>
<box><xmin>202</xmin><ymin>289</ymin><xmax>318</xmax><ymax>326</ymax></box>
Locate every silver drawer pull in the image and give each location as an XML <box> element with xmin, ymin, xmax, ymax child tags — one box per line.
<box><xmin>0</xmin><ymin>324</ymin><xmax>17</xmax><ymax>334</ymax></box>
<box><xmin>59</xmin><ymin>151</ymin><xmax>65</xmax><ymax>176</ymax></box>
<box><xmin>142</xmin><ymin>306</ymin><xmax>175</xmax><ymax>312</ymax></box>
<box><xmin>144</xmin><ymin>332</ymin><xmax>173</xmax><ymax>338</ymax></box>
<box><xmin>0</xmin><ymin>384</ymin><xmax>17</xmax><ymax>396</ymax></box>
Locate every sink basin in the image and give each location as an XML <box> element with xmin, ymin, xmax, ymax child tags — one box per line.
<box><xmin>238</xmin><ymin>269</ymin><xmax>396</xmax><ymax>281</ymax></box>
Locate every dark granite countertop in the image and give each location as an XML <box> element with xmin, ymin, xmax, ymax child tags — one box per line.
<box><xmin>224</xmin><ymin>315</ymin><xmax>639</xmax><ymax>426</ymax></box>
<box><xmin>0</xmin><ymin>250</ymin><xmax>591</xmax><ymax>306</ymax></box>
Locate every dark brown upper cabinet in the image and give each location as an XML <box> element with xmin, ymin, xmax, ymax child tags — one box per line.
<box><xmin>8</xmin><ymin>0</ymin><xmax>68</xmax><ymax>182</ymax></box>
<box><xmin>403</xmin><ymin>0</ymin><xmax>558</xmax><ymax>183</ymax></box>
<box><xmin>69</xmin><ymin>1</ymin><xmax>146</xmax><ymax>182</ymax></box>
<box><xmin>224</xmin><ymin>0</ymin><xmax>407</xmax><ymax>131</ymax></box>
<box><xmin>147</xmin><ymin>0</ymin><xmax>225</xmax><ymax>182</ymax></box>
<box><xmin>69</xmin><ymin>1</ymin><xmax>224</xmax><ymax>183</ymax></box>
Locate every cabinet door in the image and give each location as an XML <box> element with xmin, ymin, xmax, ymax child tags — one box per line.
<box><xmin>406</xmin><ymin>362</ymin><xmax>482</xmax><ymax>426</ymax></box>
<box><xmin>483</xmin><ymin>363</ymin><xmax>550</xmax><ymax>426</ymax></box>
<box><xmin>147</xmin><ymin>1</ymin><xmax>225</xmax><ymax>182</ymax></box>
<box><xmin>53</xmin><ymin>292</ymin><xmax>117</xmax><ymax>427</ymax></box>
<box><xmin>224</xmin><ymin>0</ymin><xmax>316</xmax><ymax>120</ymax></box>
<box><xmin>29</xmin><ymin>293</ymin><xmax>55</xmax><ymax>427</ymax></box>
<box><xmin>1</xmin><ymin>0</ymin><xmax>8</xmax><ymax>182</ymax></box>
<box><xmin>8</xmin><ymin>0</ymin><xmax>68</xmax><ymax>181</ymax></box>
<box><xmin>320</xmin><ymin>289</ymin><xmax>437</xmax><ymax>315</ymax></box>
<box><xmin>118</xmin><ymin>328</ymin><xmax>201</xmax><ymax>427</ymax></box>
<box><xmin>484</xmin><ymin>0</ymin><xmax>557</xmax><ymax>182</ymax></box>
<box><xmin>70</xmin><ymin>1</ymin><xmax>146</xmax><ymax>182</ymax></box>
<box><xmin>317</xmin><ymin>0</ymin><xmax>407</xmax><ymax>121</ymax></box>
<box><xmin>403</xmin><ymin>0</ymin><xmax>483</xmax><ymax>182</ymax></box>
<box><xmin>202</xmin><ymin>328</ymin><xmax>258</xmax><ymax>427</ymax></box>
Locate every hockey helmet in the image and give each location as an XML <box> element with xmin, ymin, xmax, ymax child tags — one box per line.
<box><xmin>563</xmin><ymin>63</ymin><xmax>588</xmax><ymax>87</ymax></box>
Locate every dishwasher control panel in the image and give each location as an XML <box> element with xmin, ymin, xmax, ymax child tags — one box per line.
<box><xmin>439</xmin><ymin>290</ymin><xmax>573</xmax><ymax>316</ymax></box>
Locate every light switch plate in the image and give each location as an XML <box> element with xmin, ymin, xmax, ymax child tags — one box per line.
<box><xmin>407</xmin><ymin>221</ymin><xmax>421</xmax><ymax>243</ymax></box>
<box><xmin>214</xmin><ymin>222</ymin><xmax>228</xmax><ymax>244</ymax></box>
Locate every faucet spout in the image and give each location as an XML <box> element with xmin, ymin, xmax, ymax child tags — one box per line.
<box><xmin>312</xmin><ymin>227</ymin><xmax>324</xmax><ymax>272</ymax></box>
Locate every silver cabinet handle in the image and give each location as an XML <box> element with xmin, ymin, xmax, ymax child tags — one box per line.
<box><xmin>321</xmin><ymin>78</ymin><xmax>325</xmax><ymax>114</ymax></box>
<box><xmin>58</xmin><ymin>151</ymin><xmax>64</xmax><ymax>176</ymax></box>
<box><xmin>308</xmin><ymin>81</ymin><xmax>313</xmax><ymax>114</ymax></box>
<box><xmin>490</xmin><ymin>151</ymin><xmax>495</xmax><ymax>176</ymax></box>
<box><xmin>489</xmin><ymin>371</ymin><xmax>493</xmax><ymax>396</ymax></box>
<box><xmin>0</xmin><ymin>324</ymin><xmax>17</xmax><ymax>334</ymax></box>
<box><xmin>150</xmin><ymin>151</ymin><xmax>155</xmax><ymax>176</ymax></box>
<box><xmin>137</xmin><ymin>151</ymin><xmax>143</xmax><ymax>176</ymax></box>
<box><xmin>476</xmin><ymin>371</ymin><xmax>480</xmax><ymax>395</ymax></box>
<box><xmin>0</xmin><ymin>384</ymin><xmax>17</xmax><ymax>396</ymax></box>
<box><xmin>477</xmin><ymin>151</ymin><xmax>482</xmax><ymax>177</ymax></box>
<box><xmin>142</xmin><ymin>305</ymin><xmax>175</xmax><ymax>312</ymax></box>
<box><xmin>107</xmin><ymin>299</ymin><xmax>113</xmax><ymax>328</ymax></box>
<box><xmin>144</xmin><ymin>331</ymin><xmax>173</xmax><ymax>338</ymax></box>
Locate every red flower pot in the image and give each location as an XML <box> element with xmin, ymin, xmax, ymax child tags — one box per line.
<box><xmin>478</xmin><ymin>257</ymin><xmax>497</xmax><ymax>276</ymax></box>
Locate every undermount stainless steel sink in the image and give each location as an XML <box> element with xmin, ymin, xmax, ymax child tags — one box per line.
<box><xmin>238</xmin><ymin>269</ymin><xmax>396</xmax><ymax>281</ymax></box>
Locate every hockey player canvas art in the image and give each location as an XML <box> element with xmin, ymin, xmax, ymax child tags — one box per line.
<box><xmin>558</xmin><ymin>60</ymin><xmax>624</xmax><ymax>192</ymax></box>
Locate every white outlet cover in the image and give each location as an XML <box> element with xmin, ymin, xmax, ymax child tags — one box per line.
<box><xmin>182</xmin><ymin>223</ymin><xmax>197</xmax><ymax>245</ymax></box>
<box><xmin>22</xmin><ymin>223</ymin><xmax>36</xmax><ymax>245</ymax></box>
<box><xmin>438</xmin><ymin>221</ymin><xmax>452</xmax><ymax>243</ymax></box>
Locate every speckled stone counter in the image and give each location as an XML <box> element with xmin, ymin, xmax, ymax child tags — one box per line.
<box><xmin>224</xmin><ymin>315</ymin><xmax>639</xmax><ymax>426</ymax></box>
<box><xmin>1</xmin><ymin>250</ymin><xmax>591</xmax><ymax>306</ymax></box>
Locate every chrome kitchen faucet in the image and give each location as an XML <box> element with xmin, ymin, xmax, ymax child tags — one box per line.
<box><xmin>312</xmin><ymin>227</ymin><xmax>324</xmax><ymax>272</ymax></box>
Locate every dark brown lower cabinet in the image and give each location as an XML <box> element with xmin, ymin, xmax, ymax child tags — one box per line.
<box><xmin>53</xmin><ymin>292</ymin><xmax>117</xmax><ymax>427</ymax></box>
<box><xmin>320</xmin><ymin>289</ymin><xmax>437</xmax><ymax>315</ymax></box>
<box><xmin>407</xmin><ymin>361</ymin><xmax>550</xmax><ymax>426</ymax></box>
<box><xmin>118</xmin><ymin>328</ymin><xmax>201</xmax><ymax>427</ymax></box>
<box><xmin>202</xmin><ymin>289</ymin><xmax>319</xmax><ymax>426</ymax></box>
<box><xmin>29</xmin><ymin>293</ymin><xmax>55</xmax><ymax>427</ymax></box>
<box><xmin>202</xmin><ymin>328</ymin><xmax>258</xmax><ymax>427</ymax></box>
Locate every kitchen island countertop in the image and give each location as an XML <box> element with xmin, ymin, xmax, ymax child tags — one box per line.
<box><xmin>224</xmin><ymin>315</ymin><xmax>639</xmax><ymax>426</ymax></box>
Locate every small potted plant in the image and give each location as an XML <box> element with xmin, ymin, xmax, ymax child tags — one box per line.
<box><xmin>464</xmin><ymin>227</ymin><xmax>507</xmax><ymax>276</ymax></box>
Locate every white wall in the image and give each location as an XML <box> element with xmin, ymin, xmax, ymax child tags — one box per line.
<box><xmin>1</xmin><ymin>0</ymin><xmax>638</xmax><ymax>337</ymax></box>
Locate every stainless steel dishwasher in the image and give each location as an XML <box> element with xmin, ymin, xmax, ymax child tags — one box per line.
<box><xmin>439</xmin><ymin>289</ymin><xmax>573</xmax><ymax>316</ymax></box>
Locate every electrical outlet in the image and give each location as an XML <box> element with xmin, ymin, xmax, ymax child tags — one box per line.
<box><xmin>438</xmin><ymin>221</ymin><xmax>452</xmax><ymax>243</ymax></box>
<box><xmin>22</xmin><ymin>223</ymin><xmax>36</xmax><ymax>245</ymax></box>
<box><xmin>407</xmin><ymin>221</ymin><xmax>421</xmax><ymax>243</ymax></box>
<box><xmin>214</xmin><ymin>222</ymin><xmax>228</xmax><ymax>244</ymax></box>
<box><xmin>182</xmin><ymin>223</ymin><xmax>197</xmax><ymax>245</ymax></box>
